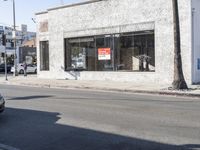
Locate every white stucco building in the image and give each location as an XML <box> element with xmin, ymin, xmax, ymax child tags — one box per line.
<box><xmin>36</xmin><ymin>0</ymin><xmax>200</xmax><ymax>85</ymax></box>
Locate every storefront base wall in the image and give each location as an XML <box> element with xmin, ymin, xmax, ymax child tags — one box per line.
<box><xmin>77</xmin><ymin>72</ymin><xmax>158</xmax><ymax>84</ymax></box>
<box><xmin>38</xmin><ymin>71</ymin><xmax>173</xmax><ymax>85</ymax></box>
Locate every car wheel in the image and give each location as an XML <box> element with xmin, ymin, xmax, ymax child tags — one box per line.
<box><xmin>19</xmin><ymin>69</ymin><xmax>24</xmax><ymax>74</ymax></box>
<box><xmin>34</xmin><ymin>69</ymin><xmax>37</xmax><ymax>74</ymax></box>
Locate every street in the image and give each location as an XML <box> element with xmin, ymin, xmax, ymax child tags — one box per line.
<box><xmin>0</xmin><ymin>84</ymin><xmax>200</xmax><ymax>150</ymax></box>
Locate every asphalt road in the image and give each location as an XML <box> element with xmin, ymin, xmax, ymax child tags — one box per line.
<box><xmin>0</xmin><ymin>84</ymin><xmax>200</xmax><ymax>150</ymax></box>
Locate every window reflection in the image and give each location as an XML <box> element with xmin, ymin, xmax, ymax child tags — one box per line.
<box><xmin>119</xmin><ymin>32</ymin><xmax>155</xmax><ymax>71</ymax></box>
<box><xmin>96</xmin><ymin>35</ymin><xmax>113</xmax><ymax>71</ymax></box>
<box><xmin>65</xmin><ymin>37</ymin><xmax>95</xmax><ymax>71</ymax></box>
<box><xmin>40</xmin><ymin>41</ymin><xmax>49</xmax><ymax>71</ymax></box>
<box><xmin>64</xmin><ymin>30</ymin><xmax>155</xmax><ymax>72</ymax></box>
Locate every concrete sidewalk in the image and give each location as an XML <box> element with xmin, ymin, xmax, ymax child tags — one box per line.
<box><xmin>0</xmin><ymin>75</ymin><xmax>200</xmax><ymax>98</ymax></box>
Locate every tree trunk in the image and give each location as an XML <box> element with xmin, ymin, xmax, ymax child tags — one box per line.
<box><xmin>172</xmin><ymin>0</ymin><xmax>188</xmax><ymax>90</ymax></box>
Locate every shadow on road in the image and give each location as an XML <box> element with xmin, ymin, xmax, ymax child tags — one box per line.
<box><xmin>7</xmin><ymin>95</ymin><xmax>54</xmax><ymax>100</ymax></box>
<box><xmin>0</xmin><ymin>108</ymin><xmax>199</xmax><ymax>150</ymax></box>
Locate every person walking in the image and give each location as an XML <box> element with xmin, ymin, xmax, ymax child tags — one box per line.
<box><xmin>23</xmin><ymin>61</ymin><xmax>27</xmax><ymax>76</ymax></box>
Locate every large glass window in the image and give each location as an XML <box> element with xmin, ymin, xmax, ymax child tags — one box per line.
<box><xmin>40</xmin><ymin>41</ymin><xmax>49</xmax><ymax>71</ymax></box>
<box><xmin>118</xmin><ymin>31</ymin><xmax>155</xmax><ymax>71</ymax></box>
<box><xmin>65</xmin><ymin>37</ymin><xmax>95</xmax><ymax>71</ymax></box>
<box><xmin>96</xmin><ymin>35</ymin><xmax>114</xmax><ymax>71</ymax></box>
<box><xmin>64</xmin><ymin>30</ymin><xmax>155</xmax><ymax>72</ymax></box>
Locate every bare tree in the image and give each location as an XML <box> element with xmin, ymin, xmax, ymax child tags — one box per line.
<box><xmin>172</xmin><ymin>0</ymin><xmax>188</xmax><ymax>90</ymax></box>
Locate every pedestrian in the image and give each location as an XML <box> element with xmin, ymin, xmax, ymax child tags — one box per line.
<box><xmin>23</xmin><ymin>61</ymin><xmax>27</xmax><ymax>76</ymax></box>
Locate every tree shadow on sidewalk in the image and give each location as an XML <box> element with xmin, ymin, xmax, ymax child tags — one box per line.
<box><xmin>0</xmin><ymin>108</ymin><xmax>199</xmax><ymax>150</ymax></box>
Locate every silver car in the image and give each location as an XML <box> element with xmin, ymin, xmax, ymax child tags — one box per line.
<box><xmin>0</xmin><ymin>95</ymin><xmax>5</xmax><ymax>113</ymax></box>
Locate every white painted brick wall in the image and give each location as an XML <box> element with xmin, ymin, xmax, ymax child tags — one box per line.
<box><xmin>36</xmin><ymin>0</ymin><xmax>193</xmax><ymax>85</ymax></box>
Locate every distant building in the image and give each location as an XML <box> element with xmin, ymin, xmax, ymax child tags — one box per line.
<box><xmin>36</xmin><ymin>0</ymin><xmax>200</xmax><ymax>85</ymax></box>
<box><xmin>22</xmin><ymin>38</ymin><xmax>36</xmax><ymax>47</ymax></box>
<box><xmin>0</xmin><ymin>24</ymin><xmax>36</xmax><ymax>64</ymax></box>
<box><xmin>19</xmin><ymin>38</ymin><xmax>37</xmax><ymax>64</ymax></box>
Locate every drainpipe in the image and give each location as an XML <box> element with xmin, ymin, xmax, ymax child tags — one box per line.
<box><xmin>191</xmin><ymin>7</ymin><xmax>195</xmax><ymax>84</ymax></box>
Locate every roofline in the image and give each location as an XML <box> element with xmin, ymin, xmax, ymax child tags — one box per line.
<box><xmin>35</xmin><ymin>11</ymin><xmax>48</xmax><ymax>16</ymax></box>
<box><xmin>35</xmin><ymin>0</ymin><xmax>104</xmax><ymax>15</ymax></box>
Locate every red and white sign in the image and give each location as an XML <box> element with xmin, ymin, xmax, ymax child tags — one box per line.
<box><xmin>98</xmin><ymin>48</ymin><xmax>111</xmax><ymax>60</ymax></box>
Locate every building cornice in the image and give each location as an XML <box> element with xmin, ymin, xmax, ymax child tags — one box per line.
<box><xmin>35</xmin><ymin>11</ymin><xmax>48</xmax><ymax>16</ymax></box>
<box><xmin>35</xmin><ymin>0</ymin><xmax>104</xmax><ymax>16</ymax></box>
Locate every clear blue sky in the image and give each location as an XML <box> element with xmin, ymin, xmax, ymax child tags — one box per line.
<box><xmin>0</xmin><ymin>0</ymin><xmax>81</xmax><ymax>32</ymax></box>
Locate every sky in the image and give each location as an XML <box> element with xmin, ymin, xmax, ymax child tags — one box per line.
<box><xmin>0</xmin><ymin>0</ymin><xmax>82</xmax><ymax>32</ymax></box>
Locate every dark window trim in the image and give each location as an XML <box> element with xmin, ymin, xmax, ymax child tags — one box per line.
<box><xmin>64</xmin><ymin>30</ymin><xmax>155</xmax><ymax>72</ymax></box>
<box><xmin>40</xmin><ymin>41</ymin><xmax>49</xmax><ymax>71</ymax></box>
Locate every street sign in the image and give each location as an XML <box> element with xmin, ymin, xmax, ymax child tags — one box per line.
<box><xmin>12</xmin><ymin>31</ymin><xmax>16</xmax><ymax>38</ymax></box>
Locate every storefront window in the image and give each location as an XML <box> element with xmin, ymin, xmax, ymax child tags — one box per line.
<box><xmin>65</xmin><ymin>37</ymin><xmax>95</xmax><ymax>71</ymax></box>
<box><xmin>118</xmin><ymin>31</ymin><xmax>155</xmax><ymax>71</ymax></box>
<box><xmin>64</xmin><ymin>30</ymin><xmax>155</xmax><ymax>72</ymax></box>
<box><xmin>40</xmin><ymin>41</ymin><xmax>49</xmax><ymax>71</ymax></box>
<box><xmin>96</xmin><ymin>35</ymin><xmax>114</xmax><ymax>71</ymax></box>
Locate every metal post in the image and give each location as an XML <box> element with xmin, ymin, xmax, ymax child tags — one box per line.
<box><xmin>112</xmin><ymin>34</ymin><xmax>115</xmax><ymax>71</ymax></box>
<box><xmin>13</xmin><ymin>0</ymin><xmax>18</xmax><ymax>76</ymax></box>
<box><xmin>4</xmin><ymin>48</ymin><xmax>8</xmax><ymax>81</ymax></box>
<box><xmin>3</xmin><ymin>0</ymin><xmax>18</xmax><ymax>76</ymax></box>
<box><xmin>2</xmin><ymin>32</ymin><xmax>8</xmax><ymax>81</ymax></box>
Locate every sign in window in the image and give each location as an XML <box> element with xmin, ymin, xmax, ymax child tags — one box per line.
<box><xmin>98</xmin><ymin>48</ymin><xmax>111</xmax><ymax>60</ymax></box>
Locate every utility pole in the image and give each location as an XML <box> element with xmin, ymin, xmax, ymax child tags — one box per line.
<box><xmin>4</xmin><ymin>0</ymin><xmax>18</xmax><ymax>76</ymax></box>
<box><xmin>13</xmin><ymin>0</ymin><xmax>18</xmax><ymax>76</ymax></box>
<box><xmin>4</xmin><ymin>43</ymin><xmax>8</xmax><ymax>81</ymax></box>
<box><xmin>2</xmin><ymin>33</ymin><xmax>8</xmax><ymax>81</ymax></box>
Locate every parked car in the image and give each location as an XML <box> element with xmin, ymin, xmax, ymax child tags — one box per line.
<box><xmin>11</xmin><ymin>64</ymin><xmax>37</xmax><ymax>74</ymax></box>
<box><xmin>0</xmin><ymin>95</ymin><xmax>5</xmax><ymax>113</ymax></box>
<box><xmin>0</xmin><ymin>63</ymin><xmax>12</xmax><ymax>73</ymax></box>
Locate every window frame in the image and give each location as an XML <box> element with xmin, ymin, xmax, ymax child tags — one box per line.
<box><xmin>64</xmin><ymin>30</ymin><xmax>155</xmax><ymax>72</ymax></box>
<box><xmin>40</xmin><ymin>40</ymin><xmax>49</xmax><ymax>71</ymax></box>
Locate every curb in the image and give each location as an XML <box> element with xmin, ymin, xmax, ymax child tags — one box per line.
<box><xmin>1</xmin><ymin>81</ymin><xmax>200</xmax><ymax>98</ymax></box>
